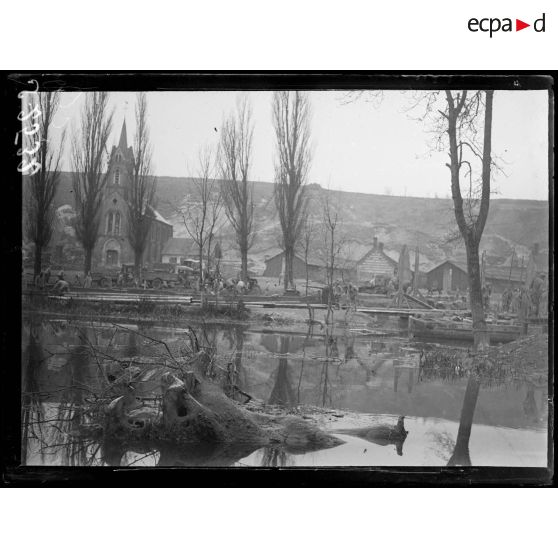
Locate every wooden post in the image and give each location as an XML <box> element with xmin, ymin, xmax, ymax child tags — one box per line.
<box><xmin>519</xmin><ymin>292</ymin><xmax>529</xmax><ymax>336</ymax></box>
<box><xmin>412</xmin><ymin>246</ymin><xmax>420</xmax><ymax>295</ymax></box>
<box><xmin>396</xmin><ymin>244</ymin><xmax>410</xmax><ymax>308</ymax></box>
<box><xmin>507</xmin><ymin>249</ymin><xmax>515</xmax><ymax>289</ymax></box>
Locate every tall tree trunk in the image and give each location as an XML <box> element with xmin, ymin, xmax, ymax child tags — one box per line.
<box><xmin>241</xmin><ymin>246</ymin><xmax>248</xmax><ymax>282</ymax></box>
<box><xmin>447</xmin><ymin>376</ymin><xmax>481</xmax><ymax>466</ymax></box>
<box><xmin>33</xmin><ymin>244</ymin><xmax>43</xmax><ymax>277</ymax></box>
<box><xmin>84</xmin><ymin>248</ymin><xmax>93</xmax><ymax>275</ymax></box>
<box><xmin>466</xmin><ymin>242</ymin><xmax>489</xmax><ymax>349</ymax></box>
<box><xmin>199</xmin><ymin>244</ymin><xmax>206</xmax><ymax>308</ymax></box>
<box><xmin>284</xmin><ymin>246</ymin><xmax>293</xmax><ymax>291</ymax></box>
<box><xmin>446</xmin><ymin>90</ymin><xmax>494</xmax><ymax>351</ymax></box>
<box><xmin>134</xmin><ymin>249</ymin><xmax>143</xmax><ymax>280</ymax></box>
<box><xmin>305</xmin><ymin>252</ymin><xmax>309</xmax><ymax>297</ymax></box>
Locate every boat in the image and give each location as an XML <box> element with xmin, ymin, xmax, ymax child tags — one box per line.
<box><xmin>408</xmin><ymin>315</ymin><xmax>521</xmax><ymax>344</ymax></box>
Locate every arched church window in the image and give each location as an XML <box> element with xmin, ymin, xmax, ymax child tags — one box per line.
<box><xmin>114</xmin><ymin>168</ymin><xmax>120</xmax><ymax>185</ymax></box>
<box><xmin>106</xmin><ymin>212</ymin><xmax>114</xmax><ymax>234</ymax></box>
<box><xmin>114</xmin><ymin>212</ymin><xmax>121</xmax><ymax>235</ymax></box>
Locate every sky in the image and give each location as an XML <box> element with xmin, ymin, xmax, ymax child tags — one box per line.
<box><xmin>51</xmin><ymin>89</ymin><xmax>549</xmax><ymax>200</ymax></box>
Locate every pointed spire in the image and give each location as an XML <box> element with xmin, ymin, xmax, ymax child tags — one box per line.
<box><xmin>118</xmin><ymin>119</ymin><xmax>128</xmax><ymax>150</ymax></box>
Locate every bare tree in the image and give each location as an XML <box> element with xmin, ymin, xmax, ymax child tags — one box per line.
<box><xmin>220</xmin><ymin>96</ymin><xmax>255</xmax><ymax>282</ymax></box>
<box><xmin>298</xmin><ymin>216</ymin><xmax>316</xmax><ymax>297</ymax></box>
<box><xmin>23</xmin><ymin>92</ymin><xmax>66</xmax><ymax>277</ymax></box>
<box><xmin>272</xmin><ymin>91</ymin><xmax>312</xmax><ymax>291</ymax></box>
<box><xmin>180</xmin><ymin>146</ymin><xmax>223</xmax><ymax>306</ymax></box>
<box><xmin>72</xmin><ymin>92</ymin><xmax>114</xmax><ymax>274</ymax></box>
<box><xmin>406</xmin><ymin>90</ymin><xmax>496</xmax><ymax>349</ymax></box>
<box><xmin>128</xmin><ymin>93</ymin><xmax>156</xmax><ymax>279</ymax></box>
<box><xmin>443</xmin><ymin>90</ymin><xmax>495</xmax><ymax>349</ymax></box>
<box><xmin>321</xmin><ymin>191</ymin><xmax>344</xmax><ymax>325</ymax></box>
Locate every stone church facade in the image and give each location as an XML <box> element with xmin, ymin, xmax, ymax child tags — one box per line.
<box><xmin>92</xmin><ymin>121</ymin><xmax>173</xmax><ymax>269</ymax></box>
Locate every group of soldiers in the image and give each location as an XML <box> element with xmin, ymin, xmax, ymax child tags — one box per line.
<box><xmin>199</xmin><ymin>273</ymin><xmax>259</xmax><ymax>295</ymax></box>
<box><xmin>500</xmin><ymin>272</ymin><xmax>548</xmax><ymax>318</ymax></box>
<box><xmin>331</xmin><ymin>281</ymin><xmax>359</xmax><ymax>308</ymax></box>
<box><xmin>33</xmin><ymin>267</ymin><xmax>90</xmax><ymax>293</ymax></box>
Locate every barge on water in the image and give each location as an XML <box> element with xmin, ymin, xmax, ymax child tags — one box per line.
<box><xmin>408</xmin><ymin>315</ymin><xmax>521</xmax><ymax>344</ymax></box>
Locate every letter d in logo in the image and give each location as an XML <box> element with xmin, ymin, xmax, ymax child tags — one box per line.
<box><xmin>534</xmin><ymin>13</ymin><xmax>546</xmax><ymax>32</ymax></box>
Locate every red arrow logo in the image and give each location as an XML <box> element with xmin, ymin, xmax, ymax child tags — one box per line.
<box><xmin>516</xmin><ymin>19</ymin><xmax>530</xmax><ymax>31</ymax></box>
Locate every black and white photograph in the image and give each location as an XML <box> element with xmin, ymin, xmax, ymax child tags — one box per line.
<box><xmin>9</xmin><ymin>74</ymin><xmax>552</xmax><ymax>479</ymax></box>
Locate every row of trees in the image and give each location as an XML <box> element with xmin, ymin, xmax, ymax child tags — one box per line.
<box><xmin>180</xmin><ymin>91</ymin><xmax>313</xmax><ymax>292</ymax></box>
<box><xmin>24</xmin><ymin>91</ymin><xmax>156</xmax><ymax>278</ymax></box>
<box><xmin>24</xmin><ymin>89</ymin><xmax>496</xmax><ymax>348</ymax></box>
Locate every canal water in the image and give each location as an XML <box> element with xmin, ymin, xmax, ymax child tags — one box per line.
<box><xmin>21</xmin><ymin>315</ymin><xmax>548</xmax><ymax>468</ymax></box>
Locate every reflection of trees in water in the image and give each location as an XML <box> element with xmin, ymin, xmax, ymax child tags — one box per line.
<box><xmin>124</xmin><ymin>330</ymin><xmax>138</xmax><ymax>358</ymax></box>
<box><xmin>55</xmin><ymin>329</ymin><xmax>97</xmax><ymax>465</ymax></box>
<box><xmin>317</xmin><ymin>328</ymin><xmax>341</xmax><ymax>408</ymax></box>
<box><xmin>407</xmin><ymin>368</ymin><xmax>414</xmax><ymax>393</ymax></box>
<box><xmin>23</xmin><ymin>323</ymin><xmax>105</xmax><ymax>466</ymax></box>
<box><xmin>344</xmin><ymin>331</ymin><xmax>355</xmax><ymax>363</ymax></box>
<box><xmin>296</xmin><ymin>326</ymin><xmax>313</xmax><ymax>405</ymax></box>
<box><xmin>393</xmin><ymin>366</ymin><xmax>400</xmax><ymax>393</ymax></box>
<box><xmin>319</xmin><ymin>358</ymin><xmax>332</xmax><ymax>408</ymax></box>
<box><xmin>268</xmin><ymin>337</ymin><xmax>296</xmax><ymax>407</ymax></box>
<box><xmin>447</xmin><ymin>376</ymin><xmax>481</xmax><ymax>467</ymax></box>
<box><xmin>21</xmin><ymin>318</ymin><xmax>48</xmax><ymax>464</ymax></box>
<box><xmin>429</xmin><ymin>431</ymin><xmax>456</xmax><ymax>462</ymax></box>
<box><xmin>219</xmin><ymin>325</ymin><xmax>251</xmax><ymax>402</ymax></box>
<box><xmin>232</xmin><ymin>325</ymin><xmax>248</xmax><ymax>393</ymax></box>
<box><xmin>522</xmin><ymin>384</ymin><xmax>543</xmax><ymax>423</ymax></box>
<box><xmin>260</xmin><ymin>446</ymin><xmax>293</xmax><ymax>467</ymax></box>
<box><xmin>392</xmin><ymin>365</ymin><xmax>416</xmax><ymax>394</ymax></box>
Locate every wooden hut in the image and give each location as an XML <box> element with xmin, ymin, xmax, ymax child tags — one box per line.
<box><xmin>356</xmin><ymin>237</ymin><xmax>398</xmax><ymax>283</ymax></box>
<box><xmin>262</xmin><ymin>250</ymin><xmax>324</xmax><ymax>282</ymax></box>
<box><xmin>426</xmin><ymin>260</ymin><xmax>469</xmax><ymax>292</ymax></box>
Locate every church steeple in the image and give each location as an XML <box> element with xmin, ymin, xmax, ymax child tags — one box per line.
<box><xmin>118</xmin><ymin>119</ymin><xmax>128</xmax><ymax>150</ymax></box>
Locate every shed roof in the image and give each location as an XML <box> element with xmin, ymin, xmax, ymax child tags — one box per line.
<box><xmin>150</xmin><ymin>207</ymin><xmax>173</xmax><ymax>227</ymax></box>
<box><xmin>357</xmin><ymin>247</ymin><xmax>398</xmax><ymax>267</ymax></box>
<box><xmin>426</xmin><ymin>260</ymin><xmax>468</xmax><ymax>275</ymax></box>
<box><xmin>484</xmin><ymin>266</ymin><xmax>527</xmax><ymax>282</ymax></box>
<box><xmin>263</xmin><ymin>249</ymin><xmax>346</xmax><ymax>269</ymax></box>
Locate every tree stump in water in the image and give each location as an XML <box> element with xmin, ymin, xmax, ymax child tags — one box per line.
<box><xmin>102</xmin><ymin>366</ymin><xmax>344</xmax><ymax>455</ymax></box>
<box><xmin>336</xmin><ymin>416</ymin><xmax>409</xmax><ymax>456</ymax></box>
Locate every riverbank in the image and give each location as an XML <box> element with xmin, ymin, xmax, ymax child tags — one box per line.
<box><xmin>22</xmin><ymin>290</ymin><xmax>402</xmax><ymax>335</ymax></box>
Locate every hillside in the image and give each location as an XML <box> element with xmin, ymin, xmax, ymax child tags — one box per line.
<box><xmin>43</xmin><ymin>172</ymin><xmax>549</xmax><ymax>271</ymax></box>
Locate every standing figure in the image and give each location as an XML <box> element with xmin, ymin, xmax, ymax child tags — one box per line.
<box><xmin>35</xmin><ymin>271</ymin><xmax>45</xmax><ymax>289</ymax></box>
<box><xmin>236</xmin><ymin>278</ymin><xmax>245</xmax><ymax>294</ymax></box>
<box><xmin>52</xmin><ymin>279</ymin><xmax>70</xmax><ymax>293</ymax></box>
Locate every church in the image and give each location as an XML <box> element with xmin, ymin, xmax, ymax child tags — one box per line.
<box><xmin>91</xmin><ymin>121</ymin><xmax>173</xmax><ymax>269</ymax></box>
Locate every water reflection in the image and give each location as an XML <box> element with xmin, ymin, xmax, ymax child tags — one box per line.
<box><xmin>447</xmin><ymin>376</ymin><xmax>480</xmax><ymax>467</ymax></box>
<box><xmin>268</xmin><ymin>337</ymin><xmax>296</xmax><ymax>407</ymax></box>
<box><xmin>21</xmin><ymin>317</ymin><xmax>548</xmax><ymax>467</ymax></box>
<box><xmin>21</xmin><ymin>317</ymin><xmax>47</xmax><ymax>465</ymax></box>
<box><xmin>337</xmin><ymin>416</ymin><xmax>409</xmax><ymax>456</ymax></box>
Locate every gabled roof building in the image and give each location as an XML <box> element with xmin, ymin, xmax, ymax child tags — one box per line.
<box><xmin>92</xmin><ymin>120</ymin><xmax>173</xmax><ymax>269</ymax></box>
<box><xmin>356</xmin><ymin>237</ymin><xmax>398</xmax><ymax>282</ymax></box>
